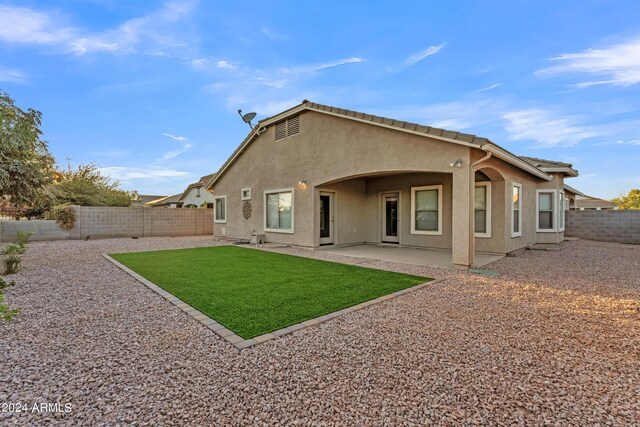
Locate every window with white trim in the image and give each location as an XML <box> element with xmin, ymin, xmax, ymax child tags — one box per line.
<box><xmin>214</xmin><ymin>196</ymin><xmax>226</xmax><ymax>223</ymax></box>
<box><xmin>475</xmin><ymin>182</ymin><xmax>491</xmax><ymax>238</ymax></box>
<box><xmin>536</xmin><ymin>189</ymin><xmax>558</xmax><ymax>232</ymax></box>
<box><xmin>559</xmin><ymin>192</ymin><xmax>566</xmax><ymax>231</ymax></box>
<box><xmin>411</xmin><ymin>185</ymin><xmax>442</xmax><ymax>235</ymax></box>
<box><xmin>512</xmin><ymin>183</ymin><xmax>522</xmax><ymax>237</ymax></box>
<box><xmin>265</xmin><ymin>189</ymin><xmax>293</xmax><ymax>232</ymax></box>
<box><xmin>241</xmin><ymin>188</ymin><xmax>251</xmax><ymax>201</ymax></box>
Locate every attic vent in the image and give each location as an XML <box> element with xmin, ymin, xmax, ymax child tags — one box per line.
<box><xmin>274</xmin><ymin>115</ymin><xmax>300</xmax><ymax>140</ymax></box>
<box><xmin>287</xmin><ymin>115</ymin><xmax>299</xmax><ymax>136</ymax></box>
<box><xmin>275</xmin><ymin>121</ymin><xmax>286</xmax><ymax>140</ymax></box>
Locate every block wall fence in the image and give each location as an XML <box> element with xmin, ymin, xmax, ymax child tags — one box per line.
<box><xmin>565</xmin><ymin>210</ymin><xmax>640</xmax><ymax>245</ymax></box>
<box><xmin>0</xmin><ymin>206</ymin><xmax>213</xmax><ymax>242</ymax></box>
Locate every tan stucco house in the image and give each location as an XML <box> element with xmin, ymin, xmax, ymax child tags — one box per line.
<box><xmin>206</xmin><ymin>101</ymin><xmax>579</xmax><ymax>269</ymax></box>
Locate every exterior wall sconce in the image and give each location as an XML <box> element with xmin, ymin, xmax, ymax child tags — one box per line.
<box><xmin>449</xmin><ymin>159</ymin><xmax>463</xmax><ymax>168</ymax></box>
<box><xmin>297</xmin><ymin>179</ymin><xmax>308</xmax><ymax>189</ymax></box>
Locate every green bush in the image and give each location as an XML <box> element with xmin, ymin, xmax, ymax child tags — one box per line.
<box><xmin>2</xmin><ymin>243</ymin><xmax>26</xmax><ymax>255</ymax></box>
<box><xmin>16</xmin><ymin>231</ymin><xmax>33</xmax><ymax>247</ymax></box>
<box><xmin>0</xmin><ymin>276</ymin><xmax>15</xmax><ymax>291</ymax></box>
<box><xmin>4</xmin><ymin>255</ymin><xmax>22</xmax><ymax>275</ymax></box>
<box><xmin>0</xmin><ymin>294</ymin><xmax>20</xmax><ymax>322</ymax></box>
<box><xmin>56</xmin><ymin>206</ymin><xmax>76</xmax><ymax>230</ymax></box>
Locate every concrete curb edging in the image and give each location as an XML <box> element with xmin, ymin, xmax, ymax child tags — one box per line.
<box><xmin>102</xmin><ymin>254</ymin><xmax>443</xmax><ymax>351</ymax></box>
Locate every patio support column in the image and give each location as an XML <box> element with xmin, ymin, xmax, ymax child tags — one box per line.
<box><xmin>452</xmin><ymin>165</ymin><xmax>475</xmax><ymax>269</ymax></box>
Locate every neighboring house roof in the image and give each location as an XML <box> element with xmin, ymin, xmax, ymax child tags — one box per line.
<box><xmin>574</xmin><ymin>197</ymin><xmax>618</xmax><ymax>209</ymax></box>
<box><xmin>207</xmin><ymin>100</ymin><xmax>577</xmax><ymax>189</ymax></box>
<box><xmin>134</xmin><ymin>194</ymin><xmax>167</xmax><ymax>205</ymax></box>
<box><xmin>179</xmin><ymin>173</ymin><xmax>216</xmax><ymax>202</ymax></box>
<box><xmin>519</xmin><ymin>156</ymin><xmax>579</xmax><ymax>177</ymax></box>
<box><xmin>145</xmin><ymin>193</ymin><xmax>183</xmax><ymax>207</ymax></box>
<box><xmin>563</xmin><ymin>184</ymin><xmax>585</xmax><ymax>197</ymax></box>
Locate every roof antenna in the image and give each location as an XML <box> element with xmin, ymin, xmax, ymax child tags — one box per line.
<box><xmin>238</xmin><ymin>109</ymin><xmax>257</xmax><ymax>129</ymax></box>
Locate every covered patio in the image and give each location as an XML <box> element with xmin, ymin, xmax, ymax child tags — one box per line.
<box><xmin>320</xmin><ymin>244</ymin><xmax>503</xmax><ymax>269</ymax></box>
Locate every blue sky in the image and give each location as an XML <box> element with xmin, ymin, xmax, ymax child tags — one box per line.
<box><xmin>1</xmin><ymin>0</ymin><xmax>639</xmax><ymax>198</ymax></box>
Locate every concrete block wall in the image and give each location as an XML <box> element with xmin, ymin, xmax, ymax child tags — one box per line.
<box><xmin>0</xmin><ymin>220</ymin><xmax>71</xmax><ymax>242</ymax></box>
<box><xmin>0</xmin><ymin>206</ymin><xmax>214</xmax><ymax>242</ymax></box>
<box><xmin>565</xmin><ymin>210</ymin><xmax>640</xmax><ymax>244</ymax></box>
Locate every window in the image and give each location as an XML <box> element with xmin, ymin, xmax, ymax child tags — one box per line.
<box><xmin>274</xmin><ymin>115</ymin><xmax>300</xmax><ymax>140</ymax></box>
<box><xmin>536</xmin><ymin>190</ymin><xmax>558</xmax><ymax>232</ymax></box>
<box><xmin>475</xmin><ymin>182</ymin><xmax>491</xmax><ymax>238</ymax></box>
<box><xmin>214</xmin><ymin>196</ymin><xmax>226</xmax><ymax>223</ymax></box>
<box><xmin>241</xmin><ymin>188</ymin><xmax>251</xmax><ymax>201</ymax></box>
<box><xmin>512</xmin><ymin>183</ymin><xmax>522</xmax><ymax>237</ymax></box>
<box><xmin>559</xmin><ymin>192</ymin><xmax>566</xmax><ymax>231</ymax></box>
<box><xmin>264</xmin><ymin>189</ymin><xmax>293</xmax><ymax>233</ymax></box>
<box><xmin>196</xmin><ymin>187</ymin><xmax>201</xmax><ymax>198</ymax></box>
<box><xmin>411</xmin><ymin>185</ymin><xmax>442</xmax><ymax>235</ymax></box>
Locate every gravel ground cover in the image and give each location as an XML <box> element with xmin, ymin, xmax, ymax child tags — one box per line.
<box><xmin>109</xmin><ymin>246</ymin><xmax>430</xmax><ymax>339</ymax></box>
<box><xmin>1</xmin><ymin>237</ymin><xmax>639</xmax><ymax>425</ymax></box>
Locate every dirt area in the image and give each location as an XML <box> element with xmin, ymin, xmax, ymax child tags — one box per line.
<box><xmin>1</xmin><ymin>237</ymin><xmax>638</xmax><ymax>425</ymax></box>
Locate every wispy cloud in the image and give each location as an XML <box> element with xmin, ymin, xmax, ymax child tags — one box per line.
<box><xmin>502</xmin><ymin>109</ymin><xmax>599</xmax><ymax>147</ymax></box>
<box><xmin>593</xmin><ymin>138</ymin><xmax>640</xmax><ymax>146</ymax></box>
<box><xmin>216</xmin><ymin>60</ymin><xmax>238</xmax><ymax>70</ymax></box>
<box><xmin>0</xmin><ymin>65</ymin><xmax>28</xmax><ymax>83</ymax></box>
<box><xmin>97</xmin><ymin>166</ymin><xmax>189</xmax><ymax>182</ymax></box>
<box><xmin>160</xmin><ymin>132</ymin><xmax>192</xmax><ymax>160</ymax></box>
<box><xmin>162</xmin><ymin>132</ymin><xmax>187</xmax><ymax>141</ymax></box>
<box><xmin>281</xmin><ymin>57</ymin><xmax>365</xmax><ymax>74</ymax></box>
<box><xmin>0</xmin><ymin>1</ymin><xmax>198</xmax><ymax>55</ymax></box>
<box><xmin>536</xmin><ymin>37</ymin><xmax>640</xmax><ymax>88</ymax></box>
<box><xmin>403</xmin><ymin>43</ymin><xmax>446</xmax><ymax>67</ymax></box>
<box><xmin>472</xmin><ymin>83</ymin><xmax>501</xmax><ymax>93</ymax></box>
<box><xmin>374</xmin><ymin>99</ymin><xmax>504</xmax><ymax>130</ymax></box>
<box><xmin>261</xmin><ymin>26</ymin><xmax>288</xmax><ymax>41</ymax></box>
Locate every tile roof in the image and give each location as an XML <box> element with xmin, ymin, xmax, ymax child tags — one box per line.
<box><xmin>296</xmin><ymin>101</ymin><xmax>491</xmax><ymax>146</ymax></box>
<box><xmin>519</xmin><ymin>156</ymin><xmax>573</xmax><ymax>168</ymax></box>
<box><xmin>575</xmin><ymin>198</ymin><xmax>618</xmax><ymax>209</ymax></box>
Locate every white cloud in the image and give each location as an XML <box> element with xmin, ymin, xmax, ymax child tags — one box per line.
<box><xmin>0</xmin><ymin>65</ymin><xmax>28</xmax><ymax>83</ymax></box>
<box><xmin>98</xmin><ymin>166</ymin><xmax>189</xmax><ymax>182</ymax></box>
<box><xmin>403</xmin><ymin>43</ymin><xmax>446</xmax><ymax>67</ymax></box>
<box><xmin>281</xmin><ymin>57</ymin><xmax>365</xmax><ymax>74</ymax></box>
<box><xmin>0</xmin><ymin>1</ymin><xmax>198</xmax><ymax>55</ymax></box>
<box><xmin>162</xmin><ymin>132</ymin><xmax>187</xmax><ymax>142</ymax></box>
<box><xmin>472</xmin><ymin>83</ymin><xmax>501</xmax><ymax>93</ymax></box>
<box><xmin>536</xmin><ymin>37</ymin><xmax>640</xmax><ymax>88</ymax></box>
<box><xmin>216</xmin><ymin>60</ymin><xmax>238</xmax><ymax>70</ymax></box>
<box><xmin>502</xmin><ymin>109</ymin><xmax>599</xmax><ymax>147</ymax></box>
<box><xmin>0</xmin><ymin>5</ymin><xmax>75</xmax><ymax>44</ymax></box>
<box><xmin>593</xmin><ymin>139</ymin><xmax>640</xmax><ymax>146</ymax></box>
<box><xmin>160</xmin><ymin>133</ymin><xmax>192</xmax><ymax>160</ymax></box>
<box><xmin>373</xmin><ymin>99</ymin><xmax>504</xmax><ymax>131</ymax></box>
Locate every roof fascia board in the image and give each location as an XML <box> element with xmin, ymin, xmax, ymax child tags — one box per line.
<box><xmin>483</xmin><ymin>144</ymin><xmax>552</xmax><ymax>181</ymax></box>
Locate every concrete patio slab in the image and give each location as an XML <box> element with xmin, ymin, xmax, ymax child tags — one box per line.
<box><xmin>320</xmin><ymin>244</ymin><xmax>502</xmax><ymax>269</ymax></box>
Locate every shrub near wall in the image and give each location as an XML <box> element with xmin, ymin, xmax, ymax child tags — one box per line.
<box><xmin>565</xmin><ymin>210</ymin><xmax>640</xmax><ymax>244</ymax></box>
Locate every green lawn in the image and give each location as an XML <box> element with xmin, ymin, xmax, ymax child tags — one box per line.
<box><xmin>110</xmin><ymin>246</ymin><xmax>431</xmax><ymax>339</ymax></box>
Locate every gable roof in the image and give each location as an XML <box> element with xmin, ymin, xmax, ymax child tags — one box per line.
<box><xmin>563</xmin><ymin>184</ymin><xmax>585</xmax><ymax>197</ymax></box>
<box><xmin>179</xmin><ymin>173</ymin><xmax>216</xmax><ymax>202</ymax></box>
<box><xmin>519</xmin><ymin>156</ymin><xmax>578</xmax><ymax>177</ymax></box>
<box><xmin>207</xmin><ymin>100</ymin><xmax>572</xmax><ymax>189</ymax></box>
<box><xmin>145</xmin><ymin>193</ymin><xmax>183</xmax><ymax>206</ymax></box>
<box><xmin>574</xmin><ymin>197</ymin><xmax>617</xmax><ymax>209</ymax></box>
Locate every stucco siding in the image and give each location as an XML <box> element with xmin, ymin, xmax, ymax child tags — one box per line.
<box><xmin>211</xmin><ymin>109</ymin><xmax>565</xmax><ymax>257</ymax></box>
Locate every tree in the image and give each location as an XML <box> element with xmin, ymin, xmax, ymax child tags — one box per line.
<box><xmin>0</xmin><ymin>91</ymin><xmax>55</xmax><ymax>206</ymax></box>
<box><xmin>48</xmin><ymin>162</ymin><xmax>137</xmax><ymax>207</ymax></box>
<box><xmin>613</xmin><ymin>188</ymin><xmax>640</xmax><ymax>210</ymax></box>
